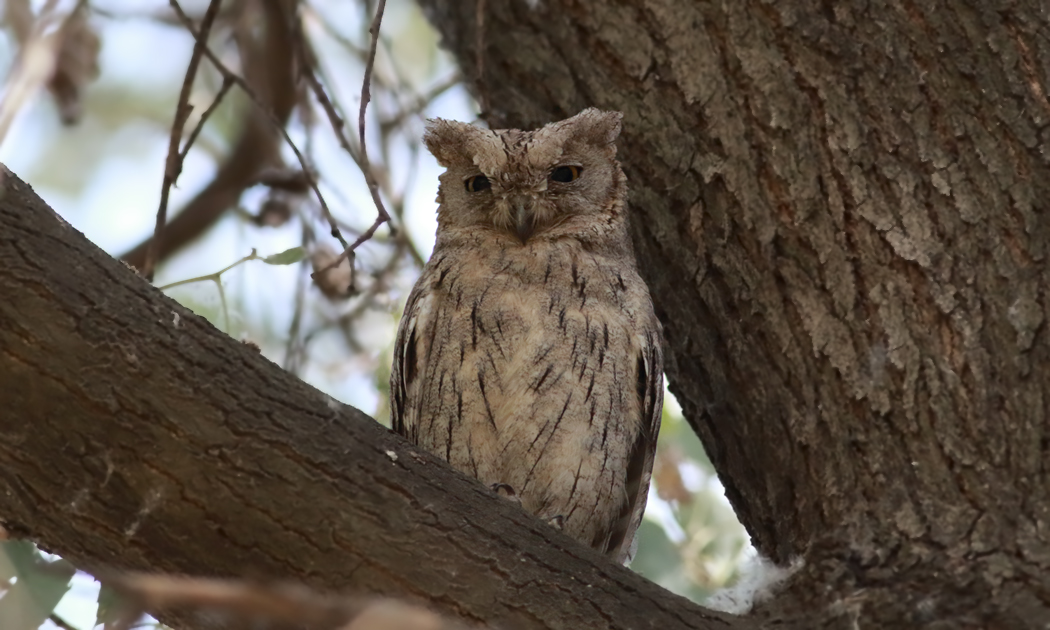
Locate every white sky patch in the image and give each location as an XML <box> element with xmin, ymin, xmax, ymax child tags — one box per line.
<box><xmin>677</xmin><ymin>459</ymin><xmax>708</xmax><ymax>493</ymax></box>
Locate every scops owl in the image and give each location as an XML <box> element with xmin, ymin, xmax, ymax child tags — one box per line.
<box><xmin>391</xmin><ymin>109</ymin><xmax>663</xmax><ymax>563</ymax></box>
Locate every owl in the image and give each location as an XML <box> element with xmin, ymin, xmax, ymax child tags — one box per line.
<box><xmin>390</xmin><ymin>108</ymin><xmax>663</xmax><ymax>563</ymax></box>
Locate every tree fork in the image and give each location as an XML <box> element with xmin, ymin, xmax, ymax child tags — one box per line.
<box><xmin>416</xmin><ymin>0</ymin><xmax>1050</xmax><ymax>627</ymax></box>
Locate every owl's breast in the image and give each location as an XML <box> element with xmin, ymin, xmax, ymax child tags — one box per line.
<box><xmin>422</xmin><ymin>241</ymin><xmax>646</xmax><ymax>464</ymax></box>
<box><xmin>400</xmin><ymin>236</ymin><xmax>659</xmax><ymax>555</ymax></box>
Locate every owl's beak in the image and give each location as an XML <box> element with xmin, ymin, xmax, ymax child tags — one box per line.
<box><xmin>511</xmin><ymin>197</ymin><xmax>535</xmax><ymax>243</ymax></box>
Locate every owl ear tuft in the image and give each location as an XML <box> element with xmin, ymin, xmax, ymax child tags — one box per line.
<box><xmin>423</xmin><ymin>119</ymin><xmax>473</xmax><ymax>167</ymax></box>
<box><xmin>424</xmin><ymin>119</ymin><xmax>507</xmax><ymax>174</ymax></box>
<box><xmin>564</xmin><ymin>108</ymin><xmax>623</xmax><ymax>147</ymax></box>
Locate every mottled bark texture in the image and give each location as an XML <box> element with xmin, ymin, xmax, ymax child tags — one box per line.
<box><xmin>0</xmin><ymin>172</ymin><xmax>732</xmax><ymax>630</ymax></box>
<box><xmin>416</xmin><ymin>0</ymin><xmax>1050</xmax><ymax>627</ymax></box>
<box><xmin>422</xmin><ymin>0</ymin><xmax>1050</xmax><ymax>625</ymax></box>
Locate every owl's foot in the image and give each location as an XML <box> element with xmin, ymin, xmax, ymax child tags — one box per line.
<box><xmin>545</xmin><ymin>514</ymin><xmax>565</xmax><ymax>530</ymax></box>
<box><xmin>491</xmin><ymin>483</ymin><xmax>521</xmax><ymax>505</ymax></box>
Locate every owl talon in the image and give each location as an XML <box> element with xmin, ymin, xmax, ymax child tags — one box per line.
<box><xmin>491</xmin><ymin>483</ymin><xmax>521</xmax><ymax>504</ymax></box>
<box><xmin>546</xmin><ymin>515</ymin><xmax>565</xmax><ymax>530</ymax></box>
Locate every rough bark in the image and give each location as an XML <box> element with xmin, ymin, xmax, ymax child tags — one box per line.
<box><xmin>415</xmin><ymin>0</ymin><xmax>1050</xmax><ymax>627</ymax></box>
<box><xmin>0</xmin><ymin>171</ymin><xmax>736</xmax><ymax>629</ymax></box>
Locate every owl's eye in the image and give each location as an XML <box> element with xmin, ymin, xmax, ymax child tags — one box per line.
<box><xmin>550</xmin><ymin>165</ymin><xmax>581</xmax><ymax>183</ymax></box>
<box><xmin>465</xmin><ymin>174</ymin><xmax>491</xmax><ymax>193</ymax></box>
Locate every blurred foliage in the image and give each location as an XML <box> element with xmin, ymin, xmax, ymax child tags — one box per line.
<box><xmin>92</xmin><ymin>584</ymin><xmax>120</xmax><ymax>628</ymax></box>
<box><xmin>0</xmin><ymin>541</ymin><xmax>75</xmax><ymax>630</ymax></box>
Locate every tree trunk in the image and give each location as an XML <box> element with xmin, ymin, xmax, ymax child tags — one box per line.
<box><xmin>0</xmin><ymin>172</ymin><xmax>731</xmax><ymax>630</ymax></box>
<box><xmin>416</xmin><ymin>0</ymin><xmax>1050</xmax><ymax>627</ymax></box>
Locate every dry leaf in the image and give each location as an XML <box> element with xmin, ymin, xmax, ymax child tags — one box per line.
<box><xmin>654</xmin><ymin>446</ymin><xmax>692</xmax><ymax>504</ymax></box>
<box><xmin>0</xmin><ymin>0</ymin><xmax>100</xmax><ymax>144</ymax></box>
<box><xmin>48</xmin><ymin>6</ymin><xmax>101</xmax><ymax>125</ymax></box>
<box><xmin>311</xmin><ymin>244</ymin><xmax>354</xmax><ymax>299</ymax></box>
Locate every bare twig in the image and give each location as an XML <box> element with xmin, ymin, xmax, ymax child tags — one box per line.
<box><xmin>310</xmin><ymin>0</ymin><xmax>390</xmax><ymax>290</ymax></box>
<box><xmin>157</xmin><ymin>248</ymin><xmax>264</xmax><ymax>332</ymax></box>
<box><xmin>379</xmin><ymin>72</ymin><xmax>461</xmax><ymax>133</ymax></box>
<box><xmin>144</xmin><ymin>0</ymin><xmax>223</xmax><ymax>281</ymax></box>
<box><xmin>167</xmin><ymin>0</ymin><xmax>347</xmax><ymax>253</ymax></box>
<box><xmin>384</xmin><ymin>142</ymin><xmax>426</xmax><ymax>269</ymax></box>
<box><xmin>298</xmin><ymin>7</ymin><xmax>444</xmax><ymax>273</ymax></box>
<box><xmin>283</xmin><ymin>226</ymin><xmax>313</xmax><ymax>373</ymax></box>
<box><xmin>293</xmin><ymin>33</ymin><xmax>400</xmax><ymax>263</ymax></box>
<box><xmin>351</xmin><ymin>0</ymin><xmax>392</xmax><ymax>244</ymax></box>
<box><xmin>339</xmin><ymin>240</ymin><xmax>406</xmax><ymax>327</ymax></box>
<box><xmin>119</xmin><ymin>0</ymin><xmax>294</xmax><ymax>271</ymax></box>
<box><xmin>178</xmin><ymin>74</ymin><xmax>233</xmax><ymax>164</ymax></box>
<box><xmin>269</xmin><ymin>1</ymin><xmax>357</xmax><ymax>251</ymax></box>
<box><xmin>0</xmin><ymin>0</ymin><xmax>85</xmax><ymax>149</ymax></box>
<box><xmin>293</xmin><ymin>30</ymin><xmax>361</xmax><ymax>167</ymax></box>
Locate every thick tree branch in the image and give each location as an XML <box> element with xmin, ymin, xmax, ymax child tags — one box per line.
<box><xmin>0</xmin><ymin>171</ymin><xmax>736</xmax><ymax>630</ymax></box>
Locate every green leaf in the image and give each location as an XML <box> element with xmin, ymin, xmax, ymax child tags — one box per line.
<box><xmin>0</xmin><ymin>541</ymin><xmax>75</xmax><ymax>630</ymax></box>
<box><xmin>261</xmin><ymin>246</ymin><xmax>306</xmax><ymax>266</ymax></box>
<box><xmin>0</xmin><ymin>541</ymin><xmax>16</xmax><ymax>583</ymax></box>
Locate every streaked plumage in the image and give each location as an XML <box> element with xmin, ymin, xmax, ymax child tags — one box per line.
<box><xmin>391</xmin><ymin>109</ymin><xmax>663</xmax><ymax>562</ymax></box>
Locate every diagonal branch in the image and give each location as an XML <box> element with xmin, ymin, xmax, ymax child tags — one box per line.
<box><xmin>120</xmin><ymin>0</ymin><xmax>297</xmax><ymax>271</ymax></box>
<box><xmin>0</xmin><ymin>170</ymin><xmax>736</xmax><ymax>630</ymax></box>
<box><xmin>143</xmin><ymin>0</ymin><xmax>224</xmax><ymax>282</ymax></box>
<box><xmin>309</xmin><ymin>0</ymin><xmax>391</xmax><ymax>291</ymax></box>
<box><xmin>167</xmin><ymin>0</ymin><xmax>346</xmax><ymax>253</ymax></box>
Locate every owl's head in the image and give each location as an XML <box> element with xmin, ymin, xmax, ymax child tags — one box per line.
<box><xmin>423</xmin><ymin>109</ymin><xmax>626</xmax><ymax>246</ymax></box>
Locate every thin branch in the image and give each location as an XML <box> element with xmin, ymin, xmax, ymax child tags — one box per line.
<box><xmin>270</xmin><ymin>1</ymin><xmax>359</xmax><ymax>252</ymax></box>
<box><xmin>296</xmin><ymin>6</ymin><xmax>437</xmax><ymax>275</ymax></box>
<box><xmin>177</xmin><ymin>74</ymin><xmax>233</xmax><ymax>164</ymax></box>
<box><xmin>0</xmin><ymin>0</ymin><xmax>66</xmax><ymax>148</ymax></box>
<box><xmin>282</xmin><ymin>227</ymin><xmax>313</xmax><ymax>373</ymax></box>
<box><xmin>386</xmin><ymin>142</ymin><xmax>426</xmax><ymax>269</ymax></box>
<box><xmin>167</xmin><ymin>0</ymin><xmax>347</xmax><ymax>253</ymax></box>
<box><xmin>379</xmin><ymin>71</ymin><xmax>461</xmax><ymax>132</ymax></box>
<box><xmin>310</xmin><ymin>0</ymin><xmax>390</xmax><ymax>290</ymax></box>
<box><xmin>338</xmin><ymin>239</ymin><xmax>406</xmax><ymax>328</ymax></box>
<box><xmin>144</xmin><ymin>0</ymin><xmax>223</xmax><ymax>281</ymax></box>
<box><xmin>294</xmin><ymin>32</ymin><xmax>361</xmax><ymax>167</ymax></box>
<box><xmin>353</xmin><ymin>0</ymin><xmax>391</xmax><ymax>240</ymax></box>
<box><xmin>119</xmin><ymin>0</ymin><xmax>295</xmax><ymax>270</ymax></box>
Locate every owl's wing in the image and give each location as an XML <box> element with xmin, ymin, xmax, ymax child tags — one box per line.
<box><xmin>390</xmin><ymin>283</ymin><xmax>435</xmax><ymax>439</ymax></box>
<box><xmin>607</xmin><ymin>326</ymin><xmax>664</xmax><ymax>564</ymax></box>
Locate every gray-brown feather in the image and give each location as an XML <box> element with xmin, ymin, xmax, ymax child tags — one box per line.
<box><xmin>391</xmin><ymin>109</ymin><xmax>662</xmax><ymax>562</ymax></box>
